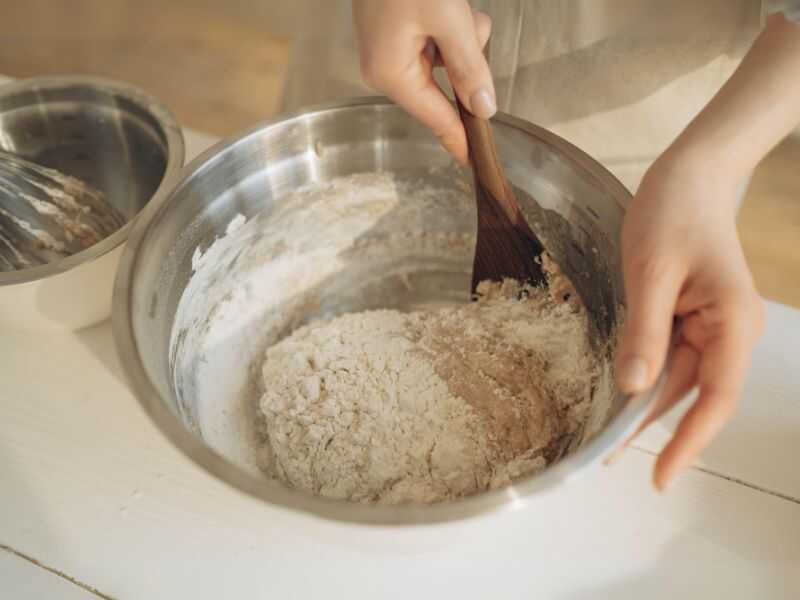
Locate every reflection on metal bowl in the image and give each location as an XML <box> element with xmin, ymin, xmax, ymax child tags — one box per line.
<box><xmin>0</xmin><ymin>76</ymin><xmax>184</xmax><ymax>331</ymax></box>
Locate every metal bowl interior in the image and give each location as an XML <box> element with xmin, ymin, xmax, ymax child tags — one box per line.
<box><xmin>0</xmin><ymin>75</ymin><xmax>184</xmax><ymax>286</ymax></box>
<box><xmin>114</xmin><ymin>98</ymin><xmax>654</xmax><ymax>524</ymax></box>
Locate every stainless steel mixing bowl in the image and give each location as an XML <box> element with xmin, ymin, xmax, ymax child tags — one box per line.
<box><xmin>0</xmin><ymin>76</ymin><xmax>184</xmax><ymax>331</ymax></box>
<box><xmin>114</xmin><ymin>97</ymin><xmax>661</xmax><ymax>524</ymax></box>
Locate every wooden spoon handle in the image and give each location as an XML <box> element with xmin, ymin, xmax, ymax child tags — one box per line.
<box><xmin>456</xmin><ymin>98</ymin><xmax>523</xmax><ymax>226</ymax></box>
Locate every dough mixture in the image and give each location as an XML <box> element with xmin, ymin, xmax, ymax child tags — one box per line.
<box><xmin>171</xmin><ymin>171</ymin><xmax>613</xmax><ymax>506</ymax></box>
<box><xmin>256</xmin><ymin>276</ymin><xmax>599</xmax><ymax>504</ymax></box>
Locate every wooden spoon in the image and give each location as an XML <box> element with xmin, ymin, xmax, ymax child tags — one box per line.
<box><xmin>456</xmin><ymin>98</ymin><xmax>547</xmax><ymax>295</ymax></box>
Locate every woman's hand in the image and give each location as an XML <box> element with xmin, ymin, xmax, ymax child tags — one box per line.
<box><xmin>617</xmin><ymin>149</ymin><xmax>764</xmax><ymax>490</ymax></box>
<box><xmin>616</xmin><ymin>14</ymin><xmax>800</xmax><ymax>489</ymax></box>
<box><xmin>353</xmin><ymin>0</ymin><xmax>496</xmax><ymax>164</ymax></box>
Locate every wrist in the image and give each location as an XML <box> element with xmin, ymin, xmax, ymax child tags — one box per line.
<box><xmin>665</xmin><ymin>125</ymin><xmax>762</xmax><ymax>185</ymax></box>
<box><xmin>657</xmin><ymin>135</ymin><xmax>753</xmax><ymax>194</ymax></box>
<box><xmin>643</xmin><ymin>142</ymin><xmax>747</xmax><ymax>220</ymax></box>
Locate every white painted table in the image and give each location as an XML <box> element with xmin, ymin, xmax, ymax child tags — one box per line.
<box><xmin>2</xmin><ymin>77</ymin><xmax>800</xmax><ymax>599</ymax></box>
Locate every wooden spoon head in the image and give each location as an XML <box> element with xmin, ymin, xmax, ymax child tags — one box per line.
<box><xmin>456</xmin><ymin>100</ymin><xmax>547</xmax><ymax>294</ymax></box>
<box><xmin>471</xmin><ymin>181</ymin><xmax>547</xmax><ymax>294</ymax></box>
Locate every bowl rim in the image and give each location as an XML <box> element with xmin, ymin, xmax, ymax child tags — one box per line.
<box><xmin>0</xmin><ymin>74</ymin><xmax>185</xmax><ymax>286</ymax></box>
<box><xmin>113</xmin><ymin>96</ymin><xmax>661</xmax><ymax>525</ymax></box>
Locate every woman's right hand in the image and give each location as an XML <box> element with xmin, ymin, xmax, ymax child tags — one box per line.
<box><xmin>353</xmin><ymin>0</ymin><xmax>496</xmax><ymax>164</ymax></box>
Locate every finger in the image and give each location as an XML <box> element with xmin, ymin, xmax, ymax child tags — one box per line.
<box><xmin>605</xmin><ymin>341</ymin><xmax>698</xmax><ymax>466</ymax></box>
<box><xmin>432</xmin><ymin>6</ymin><xmax>496</xmax><ymax>118</ymax></box>
<box><xmin>653</xmin><ymin>325</ymin><xmax>753</xmax><ymax>490</ymax></box>
<box><xmin>473</xmin><ymin>10</ymin><xmax>492</xmax><ymax>51</ymax></box>
<box><xmin>426</xmin><ymin>11</ymin><xmax>491</xmax><ymax>67</ymax></box>
<box><xmin>630</xmin><ymin>342</ymin><xmax>700</xmax><ymax>442</ymax></box>
<box><xmin>617</xmin><ymin>253</ymin><xmax>685</xmax><ymax>394</ymax></box>
<box><xmin>393</xmin><ymin>72</ymin><xmax>469</xmax><ymax>164</ymax></box>
<box><xmin>680</xmin><ymin>294</ymin><xmax>766</xmax><ymax>351</ymax></box>
<box><xmin>363</xmin><ymin>43</ymin><xmax>469</xmax><ymax>164</ymax></box>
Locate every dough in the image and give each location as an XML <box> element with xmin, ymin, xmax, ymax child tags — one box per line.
<box><xmin>256</xmin><ymin>278</ymin><xmax>601</xmax><ymax>504</ymax></box>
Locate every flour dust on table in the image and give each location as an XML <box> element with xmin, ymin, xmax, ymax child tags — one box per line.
<box><xmin>170</xmin><ymin>171</ymin><xmax>615</xmax><ymax>504</ymax></box>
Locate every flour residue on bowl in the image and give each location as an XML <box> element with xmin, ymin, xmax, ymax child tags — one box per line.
<box><xmin>171</xmin><ymin>172</ymin><xmax>437</xmax><ymax>474</ymax></box>
<box><xmin>170</xmin><ymin>171</ymin><xmax>614</xmax><ymax>504</ymax></box>
<box><xmin>0</xmin><ymin>151</ymin><xmax>125</xmax><ymax>271</ymax></box>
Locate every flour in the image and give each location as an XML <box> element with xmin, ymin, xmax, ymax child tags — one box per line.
<box><xmin>170</xmin><ymin>171</ymin><xmax>615</xmax><ymax>505</ymax></box>
<box><xmin>256</xmin><ymin>276</ymin><xmax>598</xmax><ymax>504</ymax></box>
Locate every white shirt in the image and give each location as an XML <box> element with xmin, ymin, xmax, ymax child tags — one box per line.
<box><xmin>281</xmin><ymin>0</ymin><xmax>800</xmax><ymax>190</ymax></box>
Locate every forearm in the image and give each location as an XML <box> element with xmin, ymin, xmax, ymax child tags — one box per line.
<box><xmin>668</xmin><ymin>14</ymin><xmax>800</xmax><ymax>180</ymax></box>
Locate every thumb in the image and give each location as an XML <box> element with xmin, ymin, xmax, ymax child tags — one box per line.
<box><xmin>617</xmin><ymin>253</ymin><xmax>684</xmax><ymax>394</ymax></box>
<box><xmin>432</xmin><ymin>8</ymin><xmax>496</xmax><ymax>119</ymax></box>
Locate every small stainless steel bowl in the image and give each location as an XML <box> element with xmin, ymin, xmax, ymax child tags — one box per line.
<box><xmin>0</xmin><ymin>76</ymin><xmax>184</xmax><ymax>331</ymax></box>
<box><xmin>114</xmin><ymin>98</ymin><xmax>661</xmax><ymax>524</ymax></box>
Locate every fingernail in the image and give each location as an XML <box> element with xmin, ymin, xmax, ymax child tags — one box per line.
<box><xmin>470</xmin><ymin>87</ymin><xmax>497</xmax><ymax>119</ymax></box>
<box><xmin>619</xmin><ymin>356</ymin><xmax>649</xmax><ymax>393</ymax></box>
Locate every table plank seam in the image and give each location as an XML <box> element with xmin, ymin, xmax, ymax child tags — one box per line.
<box><xmin>631</xmin><ymin>445</ymin><xmax>800</xmax><ymax>505</ymax></box>
<box><xmin>0</xmin><ymin>544</ymin><xmax>115</xmax><ymax>600</ymax></box>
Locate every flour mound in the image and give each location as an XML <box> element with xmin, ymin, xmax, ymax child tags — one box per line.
<box><xmin>256</xmin><ymin>280</ymin><xmax>599</xmax><ymax>504</ymax></box>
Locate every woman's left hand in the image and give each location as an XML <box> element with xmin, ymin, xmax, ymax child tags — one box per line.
<box><xmin>616</xmin><ymin>148</ymin><xmax>765</xmax><ymax>490</ymax></box>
